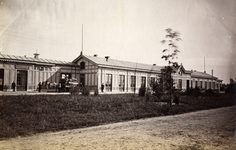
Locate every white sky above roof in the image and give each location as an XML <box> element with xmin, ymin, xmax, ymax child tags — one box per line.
<box><xmin>0</xmin><ymin>0</ymin><xmax>235</xmax><ymax>83</ymax></box>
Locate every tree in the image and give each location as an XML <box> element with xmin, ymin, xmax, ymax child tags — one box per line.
<box><xmin>155</xmin><ymin>28</ymin><xmax>182</xmax><ymax>109</ymax></box>
<box><xmin>225</xmin><ymin>78</ymin><xmax>236</xmax><ymax>94</ymax></box>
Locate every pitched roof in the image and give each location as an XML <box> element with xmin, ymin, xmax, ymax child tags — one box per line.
<box><xmin>73</xmin><ymin>54</ymin><xmax>222</xmax><ymax>81</ymax></box>
<box><xmin>0</xmin><ymin>53</ymin><xmax>73</xmax><ymax>66</ymax></box>
<box><xmin>189</xmin><ymin>70</ymin><xmax>218</xmax><ymax>79</ymax></box>
<box><xmin>74</xmin><ymin>55</ymin><xmax>163</xmax><ymax>73</ymax></box>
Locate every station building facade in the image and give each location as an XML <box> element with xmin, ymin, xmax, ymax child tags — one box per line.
<box><xmin>0</xmin><ymin>52</ymin><xmax>222</xmax><ymax>93</ymax></box>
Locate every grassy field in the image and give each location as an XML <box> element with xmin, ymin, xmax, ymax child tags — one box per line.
<box><xmin>0</xmin><ymin>93</ymin><xmax>234</xmax><ymax>140</ymax></box>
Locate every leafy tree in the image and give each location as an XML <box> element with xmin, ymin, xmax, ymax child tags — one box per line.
<box><xmin>161</xmin><ymin>28</ymin><xmax>181</xmax><ymax>67</ymax></box>
<box><xmin>155</xmin><ymin>28</ymin><xmax>182</xmax><ymax>109</ymax></box>
<box><xmin>225</xmin><ymin>78</ymin><xmax>236</xmax><ymax>94</ymax></box>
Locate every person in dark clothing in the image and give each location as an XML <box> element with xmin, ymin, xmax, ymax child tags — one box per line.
<box><xmin>12</xmin><ymin>81</ymin><xmax>16</xmax><ymax>92</ymax></box>
<box><xmin>38</xmin><ymin>82</ymin><xmax>42</xmax><ymax>92</ymax></box>
<box><xmin>101</xmin><ymin>83</ymin><xmax>104</xmax><ymax>92</ymax></box>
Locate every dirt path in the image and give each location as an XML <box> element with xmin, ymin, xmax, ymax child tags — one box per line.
<box><xmin>0</xmin><ymin>106</ymin><xmax>236</xmax><ymax>150</ymax></box>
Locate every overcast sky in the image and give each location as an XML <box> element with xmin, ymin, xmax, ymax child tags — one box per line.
<box><xmin>0</xmin><ymin>0</ymin><xmax>235</xmax><ymax>83</ymax></box>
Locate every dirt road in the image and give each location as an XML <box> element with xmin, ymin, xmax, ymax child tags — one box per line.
<box><xmin>0</xmin><ymin>106</ymin><xmax>236</xmax><ymax>150</ymax></box>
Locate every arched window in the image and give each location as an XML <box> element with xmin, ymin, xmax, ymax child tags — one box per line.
<box><xmin>80</xmin><ymin>62</ymin><xmax>85</xmax><ymax>69</ymax></box>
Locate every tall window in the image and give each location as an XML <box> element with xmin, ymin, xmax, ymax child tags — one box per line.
<box><xmin>205</xmin><ymin>81</ymin><xmax>207</xmax><ymax>89</ymax></box>
<box><xmin>200</xmin><ymin>81</ymin><xmax>203</xmax><ymax>89</ymax></box>
<box><xmin>131</xmin><ymin>76</ymin><xmax>136</xmax><ymax>91</ymax></box>
<box><xmin>150</xmin><ymin>77</ymin><xmax>155</xmax><ymax>88</ymax></box>
<box><xmin>141</xmin><ymin>76</ymin><xmax>146</xmax><ymax>88</ymax></box>
<box><xmin>119</xmin><ymin>75</ymin><xmax>125</xmax><ymax>92</ymax></box>
<box><xmin>80</xmin><ymin>62</ymin><xmax>85</xmax><ymax>69</ymax></box>
<box><xmin>106</xmin><ymin>74</ymin><xmax>112</xmax><ymax>92</ymax></box>
<box><xmin>195</xmin><ymin>81</ymin><xmax>198</xmax><ymax>88</ymax></box>
<box><xmin>179</xmin><ymin>79</ymin><xmax>182</xmax><ymax>89</ymax></box>
<box><xmin>209</xmin><ymin>82</ymin><xmax>211</xmax><ymax>89</ymax></box>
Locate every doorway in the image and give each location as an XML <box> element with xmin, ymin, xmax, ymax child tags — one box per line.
<box><xmin>186</xmin><ymin>80</ymin><xmax>189</xmax><ymax>89</ymax></box>
<box><xmin>17</xmin><ymin>70</ymin><xmax>27</xmax><ymax>91</ymax></box>
<box><xmin>80</xmin><ymin>74</ymin><xmax>85</xmax><ymax>86</ymax></box>
<box><xmin>0</xmin><ymin>69</ymin><xmax>4</xmax><ymax>91</ymax></box>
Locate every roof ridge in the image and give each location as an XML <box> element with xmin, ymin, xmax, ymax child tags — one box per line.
<box><xmin>0</xmin><ymin>53</ymin><xmax>71</xmax><ymax>64</ymax></box>
<box><xmin>85</xmin><ymin>54</ymin><xmax>162</xmax><ymax>67</ymax></box>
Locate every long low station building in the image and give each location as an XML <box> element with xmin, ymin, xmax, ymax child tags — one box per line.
<box><xmin>0</xmin><ymin>52</ymin><xmax>222</xmax><ymax>93</ymax></box>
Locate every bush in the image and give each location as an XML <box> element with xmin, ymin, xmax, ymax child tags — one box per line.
<box><xmin>81</xmin><ymin>87</ymin><xmax>90</xmax><ymax>96</ymax></box>
<box><xmin>94</xmin><ymin>88</ymin><xmax>98</xmax><ymax>96</ymax></box>
<box><xmin>138</xmin><ymin>87</ymin><xmax>146</xmax><ymax>97</ymax></box>
<box><xmin>160</xmin><ymin>104</ymin><xmax>170</xmax><ymax>115</ymax></box>
<box><xmin>145</xmin><ymin>88</ymin><xmax>152</xmax><ymax>103</ymax></box>
<box><xmin>185</xmin><ymin>87</ymin><xmax>201</xmax><ymax>97</ymax></box>
<box><xmin>173</xmin><ymin>94</ymin><xmax>179</xmax><ymax>105</ymax></box>
<box><xmin>204</xmin><ymin>89</ymin><xmax>215</xmax><ymax>97</ymax></box>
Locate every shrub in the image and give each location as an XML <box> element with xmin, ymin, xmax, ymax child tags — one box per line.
<box><xmin>160</xmin><ymin>95</ymin><xmax>170</xmax><ymax>102</ymax></box>
<box><xmin>204</xmin><ymin>89</ymin><xmax>215</xmax><ymax>97</ymax></box>
<box><xmin>138</xmin><ymin>87</ymin><xmax>146</xmax><ymax>97</ymax></box>
<box><xmin>70</xmin><ymin>86</ymin><xmax>80</xmax><ymax>95</ymax></box>
<box><xmin>185</xmin><ymin>87</ymin><xmax>201</xmax><ymax>97</ymax></box>
<box><xmin>160</xmin><ymin>104</ymin><xmax>170</xmax><ymax>115</ymax></box>
<box><xmin>173</xmin><ymin>94</ymin><xmax>179</xmax><ymax>105</ymax></box>
<box><xmin>94</xmin><ymin>88</ymin><xmax>98</xmax><ymax>96</ymax></box>
<box><xmin>81</xmin><ymin>87</ymin><xmax>90</xmax><ymax>96</ymax></box>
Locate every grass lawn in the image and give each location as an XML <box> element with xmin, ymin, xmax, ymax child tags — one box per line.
<box><xmin>0</xmin><ymin>93</ymin><xmax>234</xmax><ymax>140</ymax></box>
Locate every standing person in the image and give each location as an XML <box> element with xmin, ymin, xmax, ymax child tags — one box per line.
<box><xmin>38</xmin><ymin>82</ymin><xmax>41</xmax><ymax>92</ymax></box>
<box><xmin>12</xmin><ymin>81</ymin><xmax>16</xmax><ymax>92</ymax></box>
<box><xmin>101</xmin><ymin>83</ymin><xmax>104</xmax><ymax>92</ymax></box>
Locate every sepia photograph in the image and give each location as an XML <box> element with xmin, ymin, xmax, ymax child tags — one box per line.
<box><xmin>0</xmin><ymin>0</ymin><xmax>236</xmax><ymax>149</ymax></box>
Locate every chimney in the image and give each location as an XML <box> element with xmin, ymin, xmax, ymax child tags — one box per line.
<box><xmin>33</xmin><ymin>53</ymin><xmax>39</xmax><ymax>59</ymax></box>
<box><xmin>94</xmin><ymin>54</ymin><xmax>97</xmax><ymax>57</ymax></box>
<box><xmin>105</xmin><ymin>56</ymin><xmax>109</xmax><ymax>61</ymax></box>
<box><xmin>153</xmin><ymin>64</ymin><xmax>156</xmax><ymax>66</ymax></box>
<box><xmin>204</xmin><ymin>71</ymin><xmax>206</xmax><ymax>73</ymax></box>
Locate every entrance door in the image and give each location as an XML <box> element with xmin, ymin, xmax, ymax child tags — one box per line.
<box><xmin>186</xmin><ymin>80</ymin><xmax>189</xmax><ymax>89</ymax></box>
<box><xmin>0</xmin><ymin>69</ymin><xmax>4</xmax><ymax>91</ymax></box>
<box><xmin>80</xmin><ymin>74</ymin><xmax>85</xmax><ymax>86</ymax></box>
<box><xmin>17</xmin><ymin>70</ymin><xmax>27</xmax><ymax>91</ymax></box>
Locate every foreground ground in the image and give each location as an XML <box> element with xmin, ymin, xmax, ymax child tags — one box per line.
<box><xmin>0</xmin><ymin>105</ymin><xmax>235</xmax><ymax>150</ymax></box>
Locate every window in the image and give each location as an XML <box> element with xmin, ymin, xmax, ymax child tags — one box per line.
<box><xmin>141</xmin><ymin>76</ymin><xmax>146</xmax><ymax>87</ymax></box>
<box><xmin>131</xmin><ymin>76</ymin><xmax>136</xmax><ymax>91</ymax></box>
<box><xmin>205</xmin><ymin>81</ymin><xmax>207</xmax><ymax>89</ymax></box>
<box><xmin>179</xmin><ymin>79</ymin><xmax>182</xmax><ymax>89</ymax></box>
<box><xmin>105</xmin><ymin>74</ymin><xmax>112</xmax><ymax>92</ymax></box>
<box><xmin>200</xmin><ymin>81</ymin><xmax>203</xmax><ymax>89</ymax></box>
<box><xmin>150</xmin><ymin>77</ymin><xmax>155</xmax><ymax>88</ymax></box>
<box><xmin>119</xmin><ymin>75</ymin><xmax>125</xmax><ymax>92</ymax></box>
<box><xmin>80</xmin><ymin>62</ymin><xmax>85</xmax><ymax>69</ymax></box>
<box><xmin>39</xmin><ymin>67</ymin><xmax>44</xmax><ymax>71</ymax></box>
<box><xmin>195</xmin><ymin>81</ymin><xmax>198</xmax><ymax>88</ymax></box>
<box><xmin>179</xmin><ymin>71</ymin><xmax>182</xmax><ymax>76</ymax></box>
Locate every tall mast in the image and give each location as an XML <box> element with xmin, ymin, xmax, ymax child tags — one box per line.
<box><xmin>81</xmin><ymin>24</ymin><xmax>83</xmax><ymax>55</ymax></box>
<box><xmin>204</xmin><ymin>57</ymin><xmax>205</xmax><ymax>73</ymax></box>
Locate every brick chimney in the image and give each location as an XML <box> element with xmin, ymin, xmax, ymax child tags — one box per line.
<box><xmin>105</xmin><ymin>56</ymin><xmax>109</xmax><ymax>61</ymax></box>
